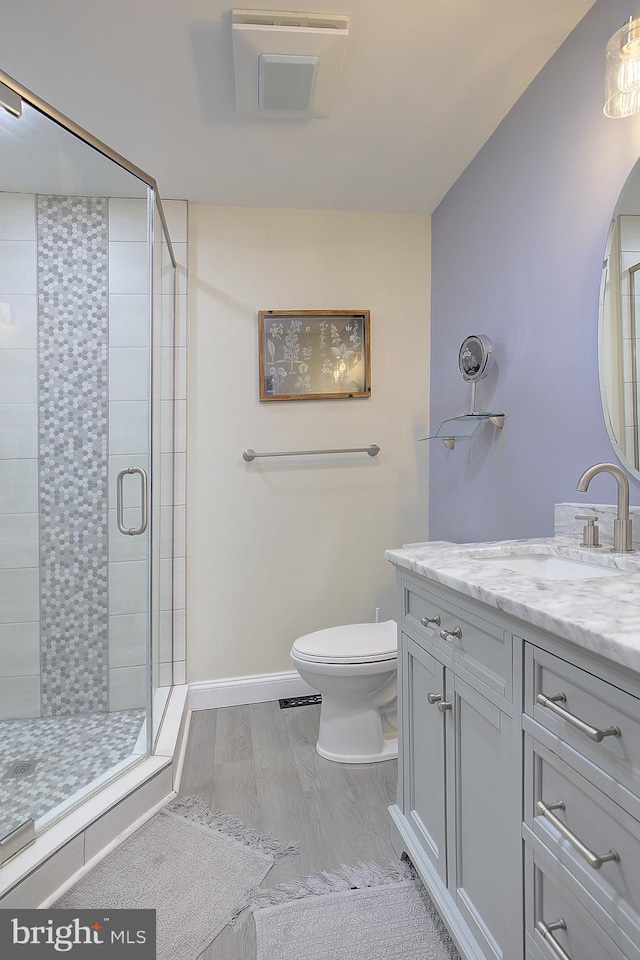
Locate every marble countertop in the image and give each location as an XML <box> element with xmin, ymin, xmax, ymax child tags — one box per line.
<box><xmin>386</xmin><ymin>536</ymin><xmax>640</xmax><ymax>675</ymax></box>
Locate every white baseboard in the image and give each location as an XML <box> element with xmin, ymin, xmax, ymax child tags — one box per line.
<box><xmin>187</xmin><ymin>670</ymin><xmax>318</xmax><ymax>711</ymax></box>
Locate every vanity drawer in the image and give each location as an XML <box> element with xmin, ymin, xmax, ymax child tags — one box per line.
<box><xmin>525</xmin><ymin>855</ymin><xmax>632</xmax><ymax>960</ymax></box>
<box><xmin>402</xmin><ymin>578</ymin><xmax>512</xmax><ymax>702</ymax></box>
<box><xmin>526</xmin><ymin>645</ymin><xmax>640</xmax><ymax>801</ymax></box>
<box><xmin>525</xmin><ymin>736</ymin><xmax>640</xmax><ymax>947</ymax></box>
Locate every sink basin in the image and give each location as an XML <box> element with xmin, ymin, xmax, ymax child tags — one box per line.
<box><xmin>476</xmin><ymin>553</ymin><xmax>625</xmax><ymax>581</ymax></box>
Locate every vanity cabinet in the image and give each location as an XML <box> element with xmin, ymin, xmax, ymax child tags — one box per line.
<box><xmin>389</xmin><ymin>566</ymin><xmax>640</xmax><ymax>960</ymax></box>
<box><xmin>393</xmin><ymin>573</ymin><xmax>521</xmax><ymax>960</ymax></box>
<box><xmin>523</xmin><ymin>643</ymin><xmax>640</xmax><ymax>960</ymax></box>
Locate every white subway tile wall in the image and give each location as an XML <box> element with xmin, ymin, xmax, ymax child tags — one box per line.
<box><xmin>0</xmin><ymin>404</ymin><xmax>38</xmax><ymax>459</ymax></box>
<box><xmin>0</xmin><ymin>295</ymin><xmax>37</xmax><ymax>349</ymax></box>
<box><xmin>108</xmin><ymin>198</ymin><xmax>147</xmax><ymax>242</ymax></box>
<box><xmin>0</xmin><ymin>193</ymin><xmax>39</xmax><ymax>718</ymax></box>
<box><xmin>0</xmin><ymin>240</ymin><xmax>37</xmax><ymax>294</ymax></box>
<box><xmin>108</xmin><ymin>664</ymin><xmax>147</xmax><ymax>712</ymax></box>
<box><xmin>109</xmin><ymin>294</ymin><xmax>148</xmax><ymax>347</ymax></box>
<box><xmin>0</xmin><ymin>621</ymin><xmax>40</xmax><ymax>676</ymax></box>
<box><xmin>109</xmin><ymin>401</ymin><xmax>150</xmax><ymax>455</ymax></box>
<box><xmin>0</xmin><ymin>569</ymin><xmax>39</xmax><ymax>624</ymax></box>
<box><xmin>108</xmin><ymin>239</ymin><xmax>149</xmax><ymax>295</ymax></box>
<box><xmin>163</xmin><ymin>201</ymin><xmax>187</xmax><ymax>687</ymax></box>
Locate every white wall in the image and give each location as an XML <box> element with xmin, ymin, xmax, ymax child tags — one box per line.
<box><xmin>187</xmin><ymin>206</ymin><xmax>430</xmax><ymax>682</ymax></box>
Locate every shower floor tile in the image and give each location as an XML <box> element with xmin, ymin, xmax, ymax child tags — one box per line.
<box><xmin>0</xmin><ymin>709</ymin><xmax>145</xmax><ymax>839</ymax></box>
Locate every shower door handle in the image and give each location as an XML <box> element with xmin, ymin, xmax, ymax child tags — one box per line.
<box><xmin>116</xmin><ymin>467</ymin><xmax>148</xmax><ymax>536</ymax></box>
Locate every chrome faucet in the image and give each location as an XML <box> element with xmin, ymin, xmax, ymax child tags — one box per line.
<box><xmin>576</xmin><ymin>462</ymin><xmax>633</xmax><ymax>552</ymax></box>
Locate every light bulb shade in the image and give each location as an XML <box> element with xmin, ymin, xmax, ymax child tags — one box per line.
<box><xmin>605</xmin><ymin>15</ymin><xmax>640</xmax><ymax>117</ymax></box>
<box><xmin>620</xmin><ymin>13</ymin><xmax>640</xmax><ymax>54</ymax></box>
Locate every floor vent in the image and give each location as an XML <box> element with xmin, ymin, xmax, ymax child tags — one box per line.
<box><xmin>279</xmin><ymin>694</ymin><xmax>322</xmax><ymax>709</ymax></box>
<box><xmin>5</xmin><ymin>759</ymin><xmax>39</xmax><ymax>779</ymax></box>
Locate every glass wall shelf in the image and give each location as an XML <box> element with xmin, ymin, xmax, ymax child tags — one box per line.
<box><xmin>420</xmin><ymin>412</ymin><xmax>505</xmax><ymax>449</ymax></box>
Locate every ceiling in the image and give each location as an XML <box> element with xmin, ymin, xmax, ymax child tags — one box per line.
<box><xmin>0</xmin><ymin>0</ymin><xmax>596</xmax><ymax>213</ymax></box>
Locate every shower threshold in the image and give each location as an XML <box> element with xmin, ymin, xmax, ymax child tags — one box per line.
<box><xmin>0</xmin><ymin>685</ymin><xmax>189</xmax><ymax>907</ymax></box>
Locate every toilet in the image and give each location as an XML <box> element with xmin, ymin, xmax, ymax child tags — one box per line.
<box><xmin>290</xmin><ymin>620</ymin><xmax>398</xmax><ymax>764</ymax></box>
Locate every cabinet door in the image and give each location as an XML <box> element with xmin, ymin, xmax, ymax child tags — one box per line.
<box><xmin>448</xmin><ymin>674</ymin><xmax>517</xmax><ymax>960</ymax></box>
<box><xmin>404</xmin><ymin>635</ymin><xmax>447</xmax><ymax>884</ymax></box>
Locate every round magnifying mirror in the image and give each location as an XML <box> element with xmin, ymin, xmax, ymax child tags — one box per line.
<box><xmin>458</xmin><ymin>334</ymin><xmax>494</xmax><ymax>382</ymax></box>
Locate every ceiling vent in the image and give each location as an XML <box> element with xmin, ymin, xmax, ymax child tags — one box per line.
<box><xmin>232</xmin><ymin>9</ymin><xmax>348</xmax><ymax>120</ymax></box>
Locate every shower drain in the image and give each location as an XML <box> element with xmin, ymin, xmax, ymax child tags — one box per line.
<box><xmin>5</xmin><ymin>759</ymin><xmax>39</xmax><ymax>779</ymax></box>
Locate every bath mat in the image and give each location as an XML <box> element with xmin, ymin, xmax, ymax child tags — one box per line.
<box><xmin>247</xmin><ymin>860</ymin><xmax>461</xmax><ymax>960</ymax></box>
<box><xmin>56</xmin><ymin>796</ymin><xmax>298</xmax><ymax>960</ymax></box>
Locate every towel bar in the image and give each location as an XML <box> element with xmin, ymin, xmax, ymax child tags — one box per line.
<box><xmin>243</xmin><ymin>444</ymin><xmax>380</xmax><ymax>462</ymax></box>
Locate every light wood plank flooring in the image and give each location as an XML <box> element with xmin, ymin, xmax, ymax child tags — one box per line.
<box><xmin>178</xmin><ymin>700</ymin><xmax>398</xmax><ymax>960</ymax></box>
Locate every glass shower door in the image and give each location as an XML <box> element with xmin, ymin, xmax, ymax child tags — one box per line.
<box><xmin>0</xmin><ymin>93</ymin><xmax>166</xmax><ymax>858</ymax></box>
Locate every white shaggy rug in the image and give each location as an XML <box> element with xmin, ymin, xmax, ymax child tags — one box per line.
<box><xmin>56</xmin><ymin>796</ymin><xmax>298</xmax><ymax>960</ymax></box>
<box><xmin>247</xmin><ymin>861</ymin><xmax>462</xmax><ymax>960</ymax></box>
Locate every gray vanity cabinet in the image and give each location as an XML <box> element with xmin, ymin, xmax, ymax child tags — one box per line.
<box><xmin>523</xmin><ymin>641</ymin><xmax>640</xmax><ymax>960</ymax></box>
<box><xmin>391</xmin><ymin>571</ymin><xmax>521</xmax><ymax>960</ymax></box>
<box><xmin>390</xmin><ymin>563</ymin><xmax>640</xmax><ymax>960</ymax></box>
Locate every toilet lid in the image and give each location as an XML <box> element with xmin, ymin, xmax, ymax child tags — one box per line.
<box><xmin>292</xmin><ymin>620</ymin><xmax>397</xmax><ymax>664</ymax></box>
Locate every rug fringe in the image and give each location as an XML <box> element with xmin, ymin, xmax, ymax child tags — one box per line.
<box><xmin>232</xmin><ymin>858</ymin><xmax>416</xmax><ymax>923</ymax></box>
<box><xmin>165</xmin><ymin>795</ymin><xmax>300</xmax><ymax>862</ymax></box>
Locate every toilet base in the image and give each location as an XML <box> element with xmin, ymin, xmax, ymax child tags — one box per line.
<box><xmin>315</xmin><ymin>694</ymin><xmax>398</xmax><ymax>764</ymax></box>
<box><xmin>317</xmin><ymin>734</ymin><xmax>398</xmax><ymax>764</ymax></box>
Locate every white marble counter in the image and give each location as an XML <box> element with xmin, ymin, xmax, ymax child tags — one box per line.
<box><xmin>386</xmin><ymin>536</ymin><xmax>640</xmax><ymax>675</ymax></box>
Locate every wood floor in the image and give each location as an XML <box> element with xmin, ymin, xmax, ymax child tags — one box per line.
<box><xmin>178</xmin><ymin>700</ymin><xmax>398</xmax><ymax>960</ymax></box>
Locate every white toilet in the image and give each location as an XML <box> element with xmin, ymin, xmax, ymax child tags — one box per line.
<box><xmin>290</xmin><ymin>620</ymin><xmax>398</xmax><ymax>764</ymax></box>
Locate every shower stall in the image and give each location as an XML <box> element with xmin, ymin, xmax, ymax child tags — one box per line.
<box><xmin>0</xmin><ymin>71</ymin><xmax>183</xmax><ymax>868</ymax></box>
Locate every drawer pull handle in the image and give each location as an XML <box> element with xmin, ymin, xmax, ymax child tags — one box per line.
<box><xmin>536</xmin><ymin>920</ymin><xmax>571</xmax><ymax>960</ymax></box>
<box><xmin>440</xmin><ymin>626</ymin><xmax>462</xmax><ymax>642</ymax></box>
<box><xmin>436</xmin><ymin>700</ymin><xmax>453</xmax><ymax>713</ymax></box>
<box><xmin>536</xmin><ymin>693</ymin><xmax>621</xmax><ymax>742</ymax></box>
<box><xmin>427</xmin><ymin>693</ymin><xmax>442</xmax><ymax>705</ymax></box>
<box><xmin>420</xmin><ymin>615</ymin><xmax>441</xmax><ymax>627</ymax></box>
<box><xmin>536</xmin><ymin>800</ymin><xmax>620</xmax><ymax>870</ymax></box>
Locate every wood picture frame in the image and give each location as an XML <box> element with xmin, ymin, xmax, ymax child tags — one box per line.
<box><xmin>258</xmin><ymin>310</ymin><xmax>371</xmax><ymax>401</ymax></box>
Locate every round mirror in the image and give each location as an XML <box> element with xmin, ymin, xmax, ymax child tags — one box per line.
<box><xmin>458</xmin><ymin>334</ymin><xmax>494</xmax><ymax>382</ymax></box>
<box><xmin>599</xmin><ymin>157</ymin><xmax>640</xmax><ymax>479</ymax></box>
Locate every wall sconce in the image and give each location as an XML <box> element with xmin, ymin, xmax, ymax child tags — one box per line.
<box><xmin>605</xmin><ymin>11</ymin><xmax>640</xmax><ymax>117</ymax></box>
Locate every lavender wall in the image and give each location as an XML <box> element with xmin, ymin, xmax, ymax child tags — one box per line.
<box><xmin>430</xmin><ymin>0</ymin><xmax>640</xmax><ymax>543</ymax></box>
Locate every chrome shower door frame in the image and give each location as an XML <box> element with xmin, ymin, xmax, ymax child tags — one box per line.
<box><xmin>0</xmin><ymin>67</ymin><xmax>178</xmax><ymax>853</ymax></box>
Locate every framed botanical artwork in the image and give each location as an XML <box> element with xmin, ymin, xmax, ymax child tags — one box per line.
<box><xmin>258</xmin><ymin>310</ymin><xmax>371</xmax><ymax>401</ymax></box>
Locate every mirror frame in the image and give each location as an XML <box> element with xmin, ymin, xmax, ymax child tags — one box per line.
<box><xmin>458</xmin><ymin>334</ymin><xmax>494</xmax><ymax>383</ymax></box>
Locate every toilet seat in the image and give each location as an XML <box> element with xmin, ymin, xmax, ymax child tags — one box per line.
<box><xmin>292</xmin><ymin>620</ymin><xmax>397</xmax><ymax>665</ymax></box>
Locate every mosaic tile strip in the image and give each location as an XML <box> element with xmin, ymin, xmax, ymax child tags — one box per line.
<box><xmin>0</xmin><ymin>710</ymin><xmax>145</xmax><ymax>838</ymax></box>
<box><xmin>37</xmin><ymin>196</ymin><xmax>109</xmax><ymax>715</ymax></box>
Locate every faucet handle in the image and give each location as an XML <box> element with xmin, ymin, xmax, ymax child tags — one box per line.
<box><xmin>575</xmin><ymin>514</ymin><xmax>600</xmax><ymax>548</ymax></box>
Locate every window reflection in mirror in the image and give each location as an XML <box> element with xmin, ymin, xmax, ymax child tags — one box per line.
<box><xmin>600</xmin><ymin>160</ymin><xmax>640</xmax><ymax>480</ymax></box>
